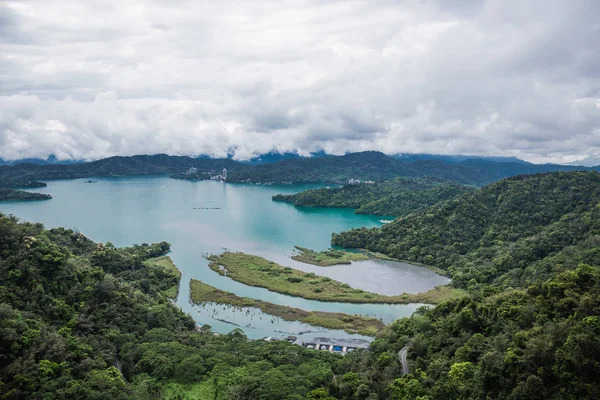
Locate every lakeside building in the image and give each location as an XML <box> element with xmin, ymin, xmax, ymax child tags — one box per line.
<box><xmin>186</xmin><ymin>166</ymin><xmax>198</xmax><ymax>174</ymax></box>
<box><xmin>348</xmin><ymin>178</ymin><xmax>361</xmax><ymax>185</ymax></box>
<box><xmin>210</xmin><ymin>168</ymin><xmax>228</xmax><ymax>181</ymax></box>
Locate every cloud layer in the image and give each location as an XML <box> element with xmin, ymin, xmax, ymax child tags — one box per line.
<box><xmin>1</xmin><ymin>0</ymin><xmax>599</xmax><ymax>162</ymax></box>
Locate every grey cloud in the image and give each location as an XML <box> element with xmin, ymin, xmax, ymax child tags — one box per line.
<box><xmin>0</xmin><ymin>0</ymin><xmax>599</xmax><ymax>163</ymax></box>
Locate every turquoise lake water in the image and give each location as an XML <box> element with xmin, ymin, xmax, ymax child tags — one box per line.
<box><xmin>0</xmin><ymin>176</ymin><xmax>448</xmax><ymax>342</ymax></box>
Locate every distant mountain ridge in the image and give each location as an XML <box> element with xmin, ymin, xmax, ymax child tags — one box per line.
<box><xmin>391</xmin><ymin>153</ymin><xmax>530</xmax><ymax>164</ymax></box>
<box><xmin>0</xmin><ymin>151</ymin><xmax>529</xmax><ymax>166</ymax></box>
<box><xmin>0</xmin><ymin>150</ymin><xmax>598</xmax><ymax>188</ymax></box>
<box><xmin>0</xmin><ymin>155</ymin><xmax>81</xmax><ymax>166</ymax></box>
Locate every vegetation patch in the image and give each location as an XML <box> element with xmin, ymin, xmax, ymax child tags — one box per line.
<box><xmin>0</xmin><ymin>188</ymin><xmax>51</xmax><ymax>201</ymax></box>
<box><xmin>208</xmin><ymin>252</ymin><xmax>459</xmax><ymax>304</ymax></box>
<box><xmin>144</xmin><ymin>256</ymin><xmax>181</xmax><ymax>299</ymax></box>
<box><xmin>273</xmin><ymin>176</ymin><xmax>474</xmax><ymax>216</ymax></box>
<box><xmin>398</xmin><ymin>285</ymin><xmax>468</xmax><ymax>304</ymax></box>
<box><xmin>292</xmin><ymin>246</ymin><xmax>369</xmax><ymax>266</ymax></box>
<box><xmin>332</xmin><ymin>171</ymin><xmax>600</xmax><ymax>290</ymax></box>
<box><xmin>189</xmin><ymin>279</ymin><xmax>385</xmax><ymax>336</ymax></box>
<box><xmin>161</xmin><ymin>381</ymin><xmax>215</xmax><ymax>400</ymax></box>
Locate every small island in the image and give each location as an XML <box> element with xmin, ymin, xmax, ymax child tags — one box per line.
<box><xmin>189</xmin><ymin>279</ymin><xmax>384</xmax><ymax>336</ymax></box>
<box><xmin>208</xmin><ymin>252</ymin><xmax>466</xmax><ymax>304</ymax></box>
<box><xmin>0</xmin><ymin>188</ymin><xmax>52</xmax><ymax>201</ymax></box>
<box><xmin>292</xmin><ymin>246</ymin><xmax>369</xmax><ymax>266</ymax></box>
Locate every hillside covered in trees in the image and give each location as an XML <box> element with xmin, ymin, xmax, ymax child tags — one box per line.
<box><xmin>0</xmin><ymin>215</ymin><xmax>340</xmax><ymax>399</ymax></box>
<box><xmin>272</xmin><ymin>177</ymin><xmax>474</xmax><ymax>216</ymax></box>
<box><xmin>2</xmin><ymin>171</ymin><xmax>600</xmax><ymax>399</ymax></box>
<box><xmin>327</xmin><ymin>171</ymin><xmax>600</xmax><ymax>399</ymax></box>
<box><xmin>0</xmin><ymin>151</ymin><xmax>597</xmax><ymax>188</ymax></box>
<box><xmin>332</xmin><ymin>171</ymin><xmax>600</xmax><ymax>290</ymax></box>
<box><xmin>333</xmin><ymin>264</ymin><xmax>600</xmax><ymax>399</ymax></box>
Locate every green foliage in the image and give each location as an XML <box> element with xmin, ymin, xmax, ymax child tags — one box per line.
<box><xmin>274</xmin><ymin>177</ymin><xmax>474</xmax><ymax>216</ymax></box>
<box><xmin>0</xmin><ymin>188</ymin><xmax>51</xmax><ymax>201</ymax></box>
<box><xmin>292</xmin><ymin>246</ymin><xmax>369</xmax><ymax>266</ymax></box>
<box><xmin>330</xmin><ymin>264</ymin><xmax>600</xmax><ymax>399</ymax></box>
<box><xmin>0</xmin><ymin>214</ymin><xmax>339</xmax><ymax>399</ymax></box>
<box><xmin>333</xmin><ymin>172</ymin><xmax>600</xmax><ymax>289</ymax></box>
<box><xmin>3</xmin><ymin>170</ymin><xmax>600</xmax><ymax>399</ymax></box>
<box><xmin>1</xmin><ymin>151</ymin><xmax>597</xmax><ymax>188</ymax></box>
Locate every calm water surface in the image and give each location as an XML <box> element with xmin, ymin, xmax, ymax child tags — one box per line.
<box><xmin>0</xmin><ymin>177</ymin><xmax>445</xmax><ymax>341</ymax></box>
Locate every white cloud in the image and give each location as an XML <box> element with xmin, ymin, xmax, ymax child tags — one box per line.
<box><xmin>1</xmin><ymin>0</ymin><xmax>599</xmax><ymax>162</ymax></box>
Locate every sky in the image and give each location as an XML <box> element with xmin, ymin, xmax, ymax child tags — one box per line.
<box><xmin>1</xmin><ymin>0</ymin><xmax>599</xmax><ymax>163</ymax></box>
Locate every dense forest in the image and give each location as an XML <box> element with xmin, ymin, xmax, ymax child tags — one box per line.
<box><xmin>0</xmin><ymin>214</ymin><xmax>344</xmax><ymax>399</ymax></box>
<box><xmin>272</xmin><ymin>177</ymin><xmax>474</xmax><ymax>216</ymax></box>
<box><xmin>333</xmin><ymin>171</ymin><xmax>600</xmax><ymax>289</ymax></box>
<box><xmin>333</xmin><ymin>264</ymin><xmax>600</xmax><ymax>399</ymax></box>
<box><xmin>0</xmin><ymin>189</ymin><xmax>51</xmax><ymax>201</ymax></box>
<box><xmin>0</xmin><ymin>151</ymin><xmax>597</xmax><ymax>188</ymax></box>
<box><xmin>2</xmin><ymin>171</ymin><xmax>600</xmax><ymax>399</ymax></box>
<box><xmin>327</xmin><ymin>171</ymin><xmax>600</xmax><ymax>399</ymax></box>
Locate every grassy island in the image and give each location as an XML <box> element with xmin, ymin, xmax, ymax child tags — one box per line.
<box><xmin>291</xmin><ymin>246</ymin><xmax>369</xmax><ymax>266</ymax></box>
<box><xmin>208</xmin><ymin>252</ymin><xmax>465</xmax><ymax>304</ymax></box>
<box><xmin>189</xmin><ymin>279</ymin><xmax>384</xmax><ymax>336</ymax></box>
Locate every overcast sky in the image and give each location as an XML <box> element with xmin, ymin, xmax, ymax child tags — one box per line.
<box><xmin>1</xmin><ymin>0</ymin><xmax>599</xmax><ymax>163</ymax></box>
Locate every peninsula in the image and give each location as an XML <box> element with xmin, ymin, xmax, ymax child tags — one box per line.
<box><xmin>208</xmin><ymin>252</ymin><xmax>465</xmax><ymax>304</ymax></box>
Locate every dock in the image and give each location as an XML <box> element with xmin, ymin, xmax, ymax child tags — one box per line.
<box><xmin>261</xmin><ymin>336</ymin><xmax>369</xmax><ymax>355</ymax></box>
<box><xmin>302</xmin><ymin>342</ymin><xmax>360</xmax><ymax>354</ymax></box>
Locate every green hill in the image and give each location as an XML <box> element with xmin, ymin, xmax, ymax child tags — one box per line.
<box><xmin>1</xmin><ymin>151</ymin><xmax>597</xmax><ymax>188</ymax></box>
<box><xmin>333</xmin><ymin>264</ymin><xmax>600</xmax><ymax>399</ymax></box>
<box><xmin>327</xmin><ymin>171</ymin><xmax>600</xmax><ymax>399</ymax></box>
<box><xmin>0</xmin><ymin>215</ymin><xmax>339</xmax><ymax>399</ymax></box>
<box><xmin>273</xmin><ymin>177</ymin><xmax>474</xmax><ymax>216</ymax></box>
<box><xmin>332</xmin><ymin>171</ymin><xmax>600</xmax><ymax>289</ymax></box>
<box><xmin>3</xmin><ymin>171</ymin><xmax>600</xmax><ymax>399</ymax></box>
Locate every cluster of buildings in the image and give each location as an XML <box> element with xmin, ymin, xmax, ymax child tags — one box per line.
<box><xmin>262</xmin><ymin>335</ymin><xmax>366</xmax><ymax>354</ymax></box>
<box><xmin>347</xmin><ymin>179</ymin><xmax>374</xmax><ymax>185</ymax></box>
<box><xmin>210</xmin><ymin>168</ymin><xmax>227</xmax><ymax>181</ymax></box>
<box><xmin>184</xmin><ymin>166</ymin><xmax>228</xmax><ymax>181</ymax></box>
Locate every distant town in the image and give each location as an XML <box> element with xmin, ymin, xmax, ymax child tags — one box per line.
<box><xmin>185</xmin><ymin>167</ymin><xmax>228</xmax><ymax>181</ymax></box>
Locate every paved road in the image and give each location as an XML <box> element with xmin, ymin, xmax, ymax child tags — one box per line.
<box><xmin>398</xmin><ymin>346</ymin><xmax>410</xmax><ymax>375</ymax></box>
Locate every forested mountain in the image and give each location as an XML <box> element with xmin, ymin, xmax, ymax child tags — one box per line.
<box><xmin>272</xmin><ymin>177</ymin><xmax>474</xmax><ymax>216</ymax></box>
<box><xmin>0</xmin><ymin>214</ymin><xmax>340</xmax><ymax>399</ymax></box>
<box><xmin>334</xmin><ymin>264</ymin><xmax>600</xmax><ymax>399</ymax></box>
<box><xmin>0</xmin><ymin>154</ymin><xmax>239</xmax><ymax>183</ymax></box>
<box><xmin>391</xmin><ymin>153</ymin><xmax>529</xmax><ymax>164</ymax></box>
<box><xmin>2</xmin><ymin>172</ymin><xmax>600</xmax><ymax>399</ymax></box>
<box><xmin>226</xmin><ymin>152</ymin><xmax>562</xmax><ymax>185</ymax></box>
<box><xmin>0</xmin><ymin>151</ymin><xmax>597</xmax><ymax>188</ymax></box>
<box><xmin>0</xmin><ymin>155</ymin><xmax>81</xmax><ymax>166</ymax></box>
<box><xmin>326</xmin><ymin>171</ymin><xmax>600</xmax><ymax>399</ymax></box>
<box><xmin>333</xmin><ymin>171</ymin><xmax>600</xmax><ymax>289</ymax></box>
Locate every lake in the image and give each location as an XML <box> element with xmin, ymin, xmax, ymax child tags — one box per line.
<box><xmin>0</xmin><ymin>176</ymin><xmax>448</xmax><ymax>342</ymax></box>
